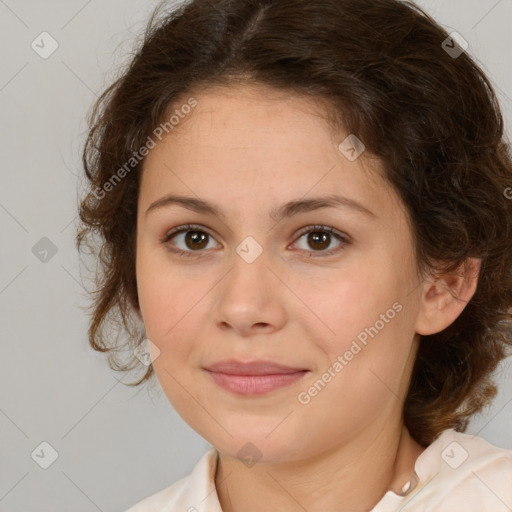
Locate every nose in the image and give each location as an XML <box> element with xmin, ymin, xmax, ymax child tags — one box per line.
<box><xmin>211</xmin><ymin>246</ymin><xmax>287</xmax><ymax>337</ymax></box>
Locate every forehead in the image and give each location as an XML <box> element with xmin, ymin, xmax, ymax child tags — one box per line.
<box><xmin>139</xmin><ymin>83</ymin><xmax>403</xmax><ymax>228</ymax></box>
<box><xmin>158</xmin><ymin>83</ymin><xmax>342</xmax><ymax>151</ymax></box>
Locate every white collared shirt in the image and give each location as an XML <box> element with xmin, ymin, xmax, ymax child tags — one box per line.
<box><xmin>125</xmin><ymin>429</ymin><xmax>512</xmax><ymax>511</ymax></box>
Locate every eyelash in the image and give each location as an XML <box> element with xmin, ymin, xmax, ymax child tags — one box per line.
<box><xmin>160</xmin><ymin>223</ymin><xmax>351</xmax><ymax>259</ymax></box>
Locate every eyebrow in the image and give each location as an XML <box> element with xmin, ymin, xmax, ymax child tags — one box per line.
<box><xmin>144</xmin><ymin>193</ymin><xmax>376</xmax><ymax>222</ymax></box>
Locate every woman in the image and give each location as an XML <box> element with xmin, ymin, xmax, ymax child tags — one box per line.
<box><xmin>76</xmin><ymin>0</ymin><xmax>512</xmax><ymax>510</ymax></box>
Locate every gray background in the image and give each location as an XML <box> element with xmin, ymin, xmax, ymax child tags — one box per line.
<box><xmin>0</xmin><ymin>1</ymin><xmax>511</xmax><ymax>511</ymax></box>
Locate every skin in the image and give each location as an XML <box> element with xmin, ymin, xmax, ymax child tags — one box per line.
<box><xmin>135</xmin><ymin>83</ymin><xmax>481</xmax><ymax>512</ymax></box>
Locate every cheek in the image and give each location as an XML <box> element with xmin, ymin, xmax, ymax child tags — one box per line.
<box><xmin>136</xmin><ymin>243</ymin><xmax>191</xmax><ymax>318</ymax></box>
<box><xmin>135</xmin><ymin>250</ymin><xmax>210</xmax><ymax>365</ymax></box>
<box><xmin>306</xmin><ymin>275</ymin><xmax>416</xmax><ymax>395</ymax></box>
<box><xmin>289</xmin><ymin>265</ymin><xmax>399</xmax><ymax>349</ymax></box>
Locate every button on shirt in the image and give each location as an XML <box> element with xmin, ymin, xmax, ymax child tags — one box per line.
<box><xmin>125</xmin><ymin>429</ymin><xmax>512</xmax><ymax>512</ymax></box>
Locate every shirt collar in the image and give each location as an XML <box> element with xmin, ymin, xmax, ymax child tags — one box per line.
<box><xmin>179</xmin><ymin>446</ymin><xmax>223</xmax><ymax>512</ymax></box>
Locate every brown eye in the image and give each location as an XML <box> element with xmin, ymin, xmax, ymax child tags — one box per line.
<box><xmin>292</xmin><ymin>225</ymin><xmax>350</xmax><ymax>257</ymax></box>
<box><xmin>306</xmin><ymin>231</ymin><xmax>331</xmax><ymax>251</ymax></box>
<box><xmin>162</xmin><ymin>224</ymin><xmax>219</xmax><ymax>257</ymax></box>
<box><xmin>162</xmin><ymin>223</ymin><xmax>350</xmax><ymax>258</ymax></box>
<box><xmin>183</xmin><ymin>230</ymin><xmax>209</xmax><ymax>250</ymax></box>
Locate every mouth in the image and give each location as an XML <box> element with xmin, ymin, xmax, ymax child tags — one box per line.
<box><xmin>204</xmin><ymin>359</ymin><xmax>308</xmax><ymax>375</ymax></box>
<box><xmin>203</xmin><ymin>359</ymin><xmax>309</xmax><ymax>396</ymax></box>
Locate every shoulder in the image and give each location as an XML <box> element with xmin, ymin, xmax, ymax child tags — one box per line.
<box><xmin>123</xmin><ymin>446</ymin><xmax>220</xmax><ymax>512</ymax></box>
<box><xmin>404</xmin><ymin>429</ymin><xmax>512</xmax><ymax>511</ymax></box>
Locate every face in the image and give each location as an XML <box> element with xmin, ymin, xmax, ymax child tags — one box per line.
<box><xmin>135</xmin><ymin>83</ymin><xmax>425</xmax><ymax>463</ymax></box>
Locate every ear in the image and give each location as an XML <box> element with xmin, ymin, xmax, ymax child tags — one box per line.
<box><xmin>415</xmin><ymin>257</ymin><xmax>481</xmax><ymax>336</ymax></box>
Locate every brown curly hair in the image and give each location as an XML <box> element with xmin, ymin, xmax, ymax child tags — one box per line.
<box><xmin>76</xmin><ymin>0</ymin><xmax>512</xmax><ymax>447</ymax></box>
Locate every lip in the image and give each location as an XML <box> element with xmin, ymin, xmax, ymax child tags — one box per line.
<box><xmin>203</xmin><ymin>359</ymin><xmax>309</xmax><ymax>396</ymax></box>
<box><xmin>204</xmin><ymin>359</ymin><xmax>308</xmax><ymax>375</ymax></box>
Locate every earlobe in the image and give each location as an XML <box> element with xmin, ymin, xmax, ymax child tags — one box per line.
<box><xmin>415</xmin><ymin>258</ymin><xmax>481</xmax><ymax>336</ymax></box>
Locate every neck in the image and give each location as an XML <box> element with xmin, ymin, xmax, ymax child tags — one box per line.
<box><xmin>214</xmin><ymin>422</ymin><xmax>425</xmax><ymax>512</ymax></box>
